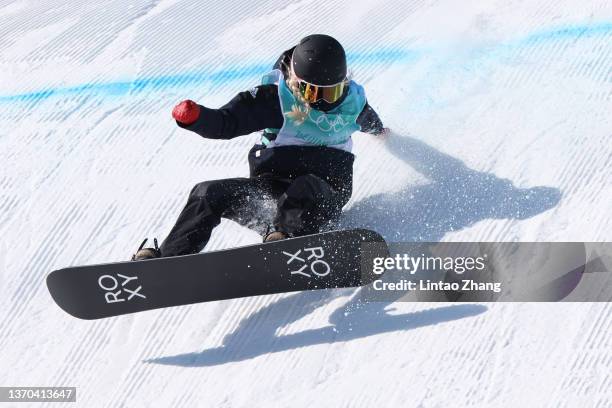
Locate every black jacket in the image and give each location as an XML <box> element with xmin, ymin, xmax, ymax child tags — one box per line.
<box><xmin>178</xmin><ymin>48</ymin><xmax>384</xmax><ymax>196</ymax></box>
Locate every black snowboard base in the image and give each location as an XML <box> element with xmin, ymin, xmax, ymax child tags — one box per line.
<box><xmin>47</xmin><ymin>229</ymin><xmax>388</xmax><ymax>319</ymax></box>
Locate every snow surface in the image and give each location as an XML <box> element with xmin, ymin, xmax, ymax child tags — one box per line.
<box><xmin>0</xmin><ymin>0</ymin><xmax>611</xmax><ymax>406</ymax></box>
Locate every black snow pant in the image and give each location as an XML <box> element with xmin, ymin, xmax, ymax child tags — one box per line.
<box><xmin>159</xmin><ymin>174</ymin><xmax>347</xmax><ymax>257</ymax></box>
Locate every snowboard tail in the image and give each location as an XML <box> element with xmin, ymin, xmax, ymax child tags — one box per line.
<box><xmin>47</xmin><ymin>229</ymin><xmax>388</xmax><ymax>319</ymax></box>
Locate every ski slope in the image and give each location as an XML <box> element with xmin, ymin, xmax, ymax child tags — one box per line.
<box><xmin>0</xmin><ymin>0</ymin><xmax>610</xmax><ymax>406</ymax></box>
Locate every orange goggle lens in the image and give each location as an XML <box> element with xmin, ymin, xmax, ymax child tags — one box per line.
<box><xmin>298</xmin><ymin>80</ymin><xmax>346</xmax><ymax>104</ymax></box>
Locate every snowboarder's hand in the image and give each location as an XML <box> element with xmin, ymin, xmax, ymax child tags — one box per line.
<box><xmin>172</xmin><ymin>100</ymin><xmax>201</xmax><ymax>125</ymax></box>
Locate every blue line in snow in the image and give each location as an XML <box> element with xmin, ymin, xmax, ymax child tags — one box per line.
<box><xmin>0</xmin><ymin>22</ymin><xmax>610</xmax><ymax>104</ymax></box>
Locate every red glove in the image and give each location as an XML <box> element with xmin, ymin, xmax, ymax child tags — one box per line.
<box><xmin>172</xmin><ymin>99</ymin><xmax>201</xmax><ymax>125</ymax></box>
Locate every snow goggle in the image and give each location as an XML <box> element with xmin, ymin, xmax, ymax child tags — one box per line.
<box><xmin>297</xmin><ymin>78</ymin><xmax>347</xmax><ymax>104</ymax></box>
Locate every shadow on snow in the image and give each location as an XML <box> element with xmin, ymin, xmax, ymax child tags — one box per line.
<box><xmin>340</xmin><ymin>131</ymin><xmax>562</xmax><ymax>241</ymax></box>
<box><xmin>147</xmin><ymin>290</ymin><xmax>487</xmax><ymax>367</ymax></box>
<box><xmin>147</xmin><ymin>132</ymin><xmax>560</xmax><ymax>367</ymax></box>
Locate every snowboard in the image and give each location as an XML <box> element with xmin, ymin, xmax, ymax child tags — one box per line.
<box><xmin>47</xmin><ymin>229</ymin><xmax>388</xmax><ymax>320</ymax></box>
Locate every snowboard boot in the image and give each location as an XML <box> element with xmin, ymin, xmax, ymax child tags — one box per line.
<box><xmin>132</xmin><ymin>238</ymin><xmax>161</xmax><ymax>261</ymax></box>
<box><xmin>263</xmin><ymin>229</ymin><xmax>289</xmax><ymax>243</ymax></box>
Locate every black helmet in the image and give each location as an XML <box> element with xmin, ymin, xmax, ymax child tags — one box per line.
<box><xmin>291</xmin><ymin>34</ymin><xmax>347</xmax><ymax>86</ymax></box>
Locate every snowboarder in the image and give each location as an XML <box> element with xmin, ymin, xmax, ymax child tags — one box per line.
<box><xmin>133</xmin><ymin>34</ymin><xmax>386</xmax><ymax>260</ymax></box>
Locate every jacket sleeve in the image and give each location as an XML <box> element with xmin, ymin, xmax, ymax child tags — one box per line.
<box><xmin>177</xmin><ymin>84</ymin><xmax>284</xmax><ymax>140</ymax></box>
<box><xmin>357</xmin><ymin>102</ymin><xmax>384</xmax><ymax>134</ymax></box>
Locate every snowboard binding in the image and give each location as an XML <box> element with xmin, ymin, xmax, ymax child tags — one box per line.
<box><xmin>262</xmin><ymin>225</ymin><xmax>290</xmax><ymax>242</ymax></box>
<box><xmin>132</xmin><ymin>238</ymin><xmax>161</xmax><ymax>261</ymax></box>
